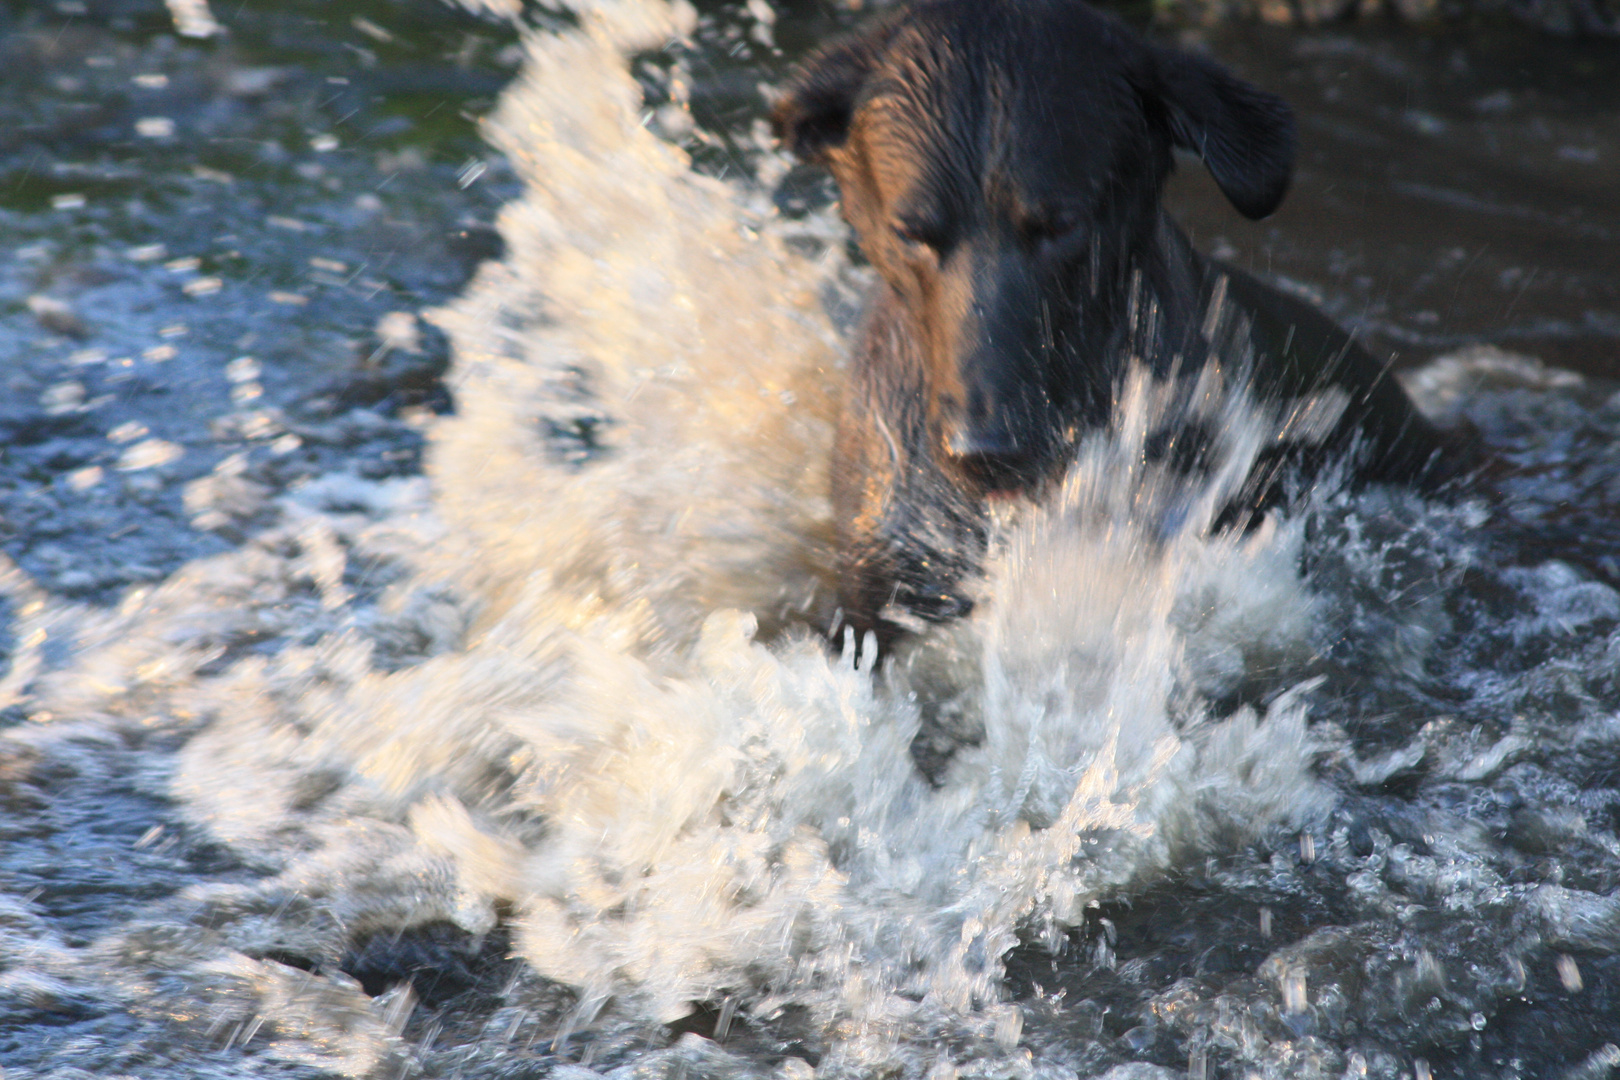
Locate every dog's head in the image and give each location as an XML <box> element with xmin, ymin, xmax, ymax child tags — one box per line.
<box><xmin>773</xmin><ymin>0</ymin><xmax>1294</xmax><ymax>493</ymax></box>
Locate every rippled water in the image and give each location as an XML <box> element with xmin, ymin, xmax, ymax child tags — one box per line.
<box><xmin>4</xmin><ymin>2</ymin><xmax>1620</xmax><ymax>1079</ymax></box>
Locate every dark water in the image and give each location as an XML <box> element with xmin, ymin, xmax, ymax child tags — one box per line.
<box><xmin>1163</xmin><ymin>20</ymin><xmax>1620</xmax><ymax>380</ymax></box>
<box><xmin>1</xmin><ymin>3</ymin><xmax>1619</xmax><ymax>1080</ymax></box>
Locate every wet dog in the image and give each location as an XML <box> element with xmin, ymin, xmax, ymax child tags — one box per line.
<box><xmin>773</xmin><ymin>0</ymin><xmax>1456</xmax><ymax>654</ymax></box>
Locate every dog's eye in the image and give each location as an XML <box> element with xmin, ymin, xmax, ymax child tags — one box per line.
<box><xmin>893</xmin><ymin>217</ymin><xmax>945</xmax><ymax>254</ymax></box>
<box><xmin>1023</xmin><ymin>210</ymin><xmax>1081</xmax><ymax>247</ymax></box>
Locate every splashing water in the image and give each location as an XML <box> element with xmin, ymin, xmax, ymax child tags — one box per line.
<box><xmin>4</xmin><ymin>3</ymin><xmax>1542</xmax><ymax>1078</ymax></box>
<box><xmin>160</xmin><ymin>0</ymin><xmax>1329</xmax><ymax>1065</ymax></box>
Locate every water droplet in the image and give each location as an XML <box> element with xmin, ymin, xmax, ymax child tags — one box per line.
<box><xmin>1281</xmin><ymin>966</ymin><xmax>1308</xmax><ymax>1014</ymax></box>
<box><xmin>1557</xmin><ymin>953</ymin><xmax>1584</xmax><ymax>993</ymax></box>
<box><xmin>117</xmin><ymin>439</ymin><xmax>184</xmax><ymax>472</ymax></box>
<box><xmin>779</xmin><ymin>1059</ymin><xmax>815</xmax><ymax>1080</ymax></box>
<box><xmin>39</xmin><ymin>381</ymin><xmax>84</xmax><ymax>415</ymax></box>
<box><xmin>991</xmin><ymin>1004</ymin><xmax>1022</xmax><ymax>1049</ymax></box>
<box><xmin>66</xmin><ymin>465</ymin><xmax>103</xmax><ymax>492</ymax></box>
<box><xmin>225</xmin><ymin>356</ymin><xmax>261</xmax><ymax>383</ymax></box>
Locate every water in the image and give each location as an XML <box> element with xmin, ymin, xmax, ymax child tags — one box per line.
<box><xmin>1160</xmin><ymin>21</ymin><xmax>1620</xmax><ymax>380</ymax></box>
<box><xmin>4</xmin><ymin>2</ymin><xmax>1620</xmax><ymax>1079</ymax></box>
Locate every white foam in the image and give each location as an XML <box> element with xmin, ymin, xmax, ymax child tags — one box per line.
<box><xmin>1</xmin><ymin>1</ymin><xmax>1335</xmax><ymax>1071</ymax></box>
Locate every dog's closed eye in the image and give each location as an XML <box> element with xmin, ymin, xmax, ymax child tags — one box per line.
<box><xmin>893</xmin><ymin>213</ymin><xmax>950</xmax><ymax>255</ymax></box>
<box><xmin>1018</xmin><ymin>208</ymin><xmax>1083</xmax><ymax>248</ymax></box>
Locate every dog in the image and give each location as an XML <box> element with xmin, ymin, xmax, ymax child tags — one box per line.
<box><xmin>772</xmin><ymin>0</ymin><xmax>1458</xmax><ymax>654</ymax></box>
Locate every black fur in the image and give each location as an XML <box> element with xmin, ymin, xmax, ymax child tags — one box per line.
<box><xmin>773</xmin><ymin>0</ymin><xmax>1459</xmax><ymax>653</ymax></box>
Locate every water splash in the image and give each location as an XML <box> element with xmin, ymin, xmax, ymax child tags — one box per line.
<box><xmin>155</xmin><ymin>5</ymin><xmax>1330</xmax><ymax>1066</ymax></box>
<box><xmin>0</xmin><ymin>2</ymin><xmax>1340</xmax><ymax>1075</ymax></box>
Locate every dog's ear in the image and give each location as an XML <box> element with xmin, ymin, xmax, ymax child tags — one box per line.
<box><xmin>1152</xmin><ymin>47</ymin><xmax>1296</xmax><ymax>220</ymax></box>
<box><xmin>771</xmin><ymin>29</ymin><xmax>887</xmax><ymax>162</ymax></box>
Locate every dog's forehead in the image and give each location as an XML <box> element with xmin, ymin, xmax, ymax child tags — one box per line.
<box><xmin>853</xmin><ymin>4</ymin><xmax>1151</xmax><ymax>205</ymax></box>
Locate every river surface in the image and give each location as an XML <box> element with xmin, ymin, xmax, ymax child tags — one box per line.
<box><xmin>2</xmin><ymin>2</ymin><xmax>1619</xmax><ymax>1079</ymax></box>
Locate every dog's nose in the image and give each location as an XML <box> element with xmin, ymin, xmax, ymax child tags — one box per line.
<box><xmin>945</xmin><ymin>426</ymin><xmax>1036</xmax><ymax>492</ymax></box>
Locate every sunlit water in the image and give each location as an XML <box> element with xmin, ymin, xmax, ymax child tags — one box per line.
<box><xmin>5</xmin><ymin>3</ymin><xmax>1620</xmax><ymax>1079</ymax></box>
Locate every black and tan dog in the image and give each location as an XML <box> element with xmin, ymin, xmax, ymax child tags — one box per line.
<box><xmin>773</xmin><ymin>0</ymin><xmax>1459</xmax><ymax>653</ymax></box>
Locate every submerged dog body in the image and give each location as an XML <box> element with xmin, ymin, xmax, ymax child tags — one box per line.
<box><xmin>773</xmin><ymin>0</ymin><xmax>1454</xmax><ymax>651</ymax></box>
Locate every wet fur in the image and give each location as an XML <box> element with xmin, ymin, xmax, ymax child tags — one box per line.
<box><xmin>773</xmin><ymin>0</ymin><xmax>1457</xmax><ymax>653</ymax></box>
